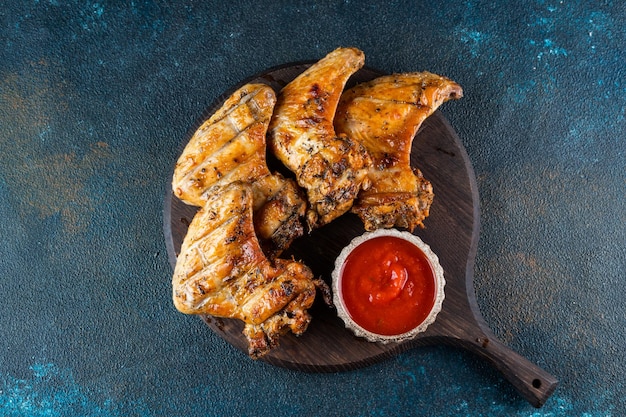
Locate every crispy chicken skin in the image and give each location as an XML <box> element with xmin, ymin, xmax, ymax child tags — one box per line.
<box><xmin>172</xmin><ymin>83</ymin><xmax>306</xmax><ymax>255</ymax></box>
<box><xmin>268</xmin><ymin>47</ymin><xmax>372</xmax><ymax>229</ymax></box>
<box><xmin>334</xmin><ymin>72</ymin><xmax>463</xmax><ymax>231</ymax></box>
<box><xmin>173</xmin><ymin>182</ymin><xmax>324</xmax><ymax>358</ymax></box>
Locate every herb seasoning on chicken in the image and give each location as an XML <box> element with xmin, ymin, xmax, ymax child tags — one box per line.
<box><xmin>173</xmin><ymin>182</ymin><xmax>326</xmax><ymax>358</ymax></box>
<box><xmin>171</xmin><ymin>84</ymin><xmax>328</xmax><ymax>358</ymax></box>
<box><xmin>172</xmin><ymin>83</ymin><xmax>306</xmax><ymax>256</ymax></box>
<box><xmin>268</xmin><ymin>47</ymin><xmax>372</xmax><ymax>229</ymax></box>
<box><xmin>335</xmin><ymin>72</ymin><xmax>463</xmax><ymax>231</ymax></box>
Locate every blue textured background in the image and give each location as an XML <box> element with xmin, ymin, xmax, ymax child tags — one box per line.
<box><xmin>1</xmin><ymin>1</ymin><xmax>624</xmax><ymax>416</ymax></box>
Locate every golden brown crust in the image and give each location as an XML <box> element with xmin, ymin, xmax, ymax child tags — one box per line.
<box><xmin>268</xmin><ymin>47</ymin><xmax>371</xmax><ymax>229</ymax></box>
<box><xmin>172</xmin><ymin>83</ymin><xmax>306</xmax><ymax>255</ymax></box>
<box><xmin>173</xmin><ymin>83</ymin><xmax>276</xmax><ymax>206</ymax></box>
<box><xmin>172</xmin><ymin>182</ymin><xmax>323</xmax><ymax>358</ymax></box>
<box><xmin>171</xmin><ymin>52</ymin><xmax>462</xmax><ymax>359</ymax></box>
<box><xmin>335</xmin><ymin>72</ymin><xmax>463</xmax><ymax>231</ymax></box>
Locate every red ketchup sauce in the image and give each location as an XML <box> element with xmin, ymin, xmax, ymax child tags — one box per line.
<box><xmin>340</xmin><ymin>235</ymin><xmax>436</xmax><ymax>336</ymax></box>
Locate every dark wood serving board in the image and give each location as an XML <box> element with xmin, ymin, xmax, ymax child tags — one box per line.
<box><xmin>163</xmin><ymin>64</ymin><xmax>558</xmax><ymax>408</ymax></box>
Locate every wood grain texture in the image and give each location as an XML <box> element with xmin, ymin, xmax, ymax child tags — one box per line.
<box><xmin>163</xmin><ymin>64</ymin><xmax>558</xmax><ymax>407</ymax></box>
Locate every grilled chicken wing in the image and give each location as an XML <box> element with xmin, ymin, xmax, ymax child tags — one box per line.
<box><xmin>268</xmin><ymin>47</ymin><xmax>371</xmax><ymax>229</ymax></box>
<box><xmin>173</xmin><ymin>182</ymin><xmax>325</xmax><ymax>358</ymax></box>
<box><xmin>172</xmin><ymin>83</ymin><xmax>306</xmax><ymax>255</ymax></box>
<box><xmin>335</xmin><ymin>72</ymin><xmax>463</xmax><ymax>231</ymax></box>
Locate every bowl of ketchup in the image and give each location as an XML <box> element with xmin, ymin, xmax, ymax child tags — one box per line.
<box><xmin>332</xmin><ymin>228</ymin><xmax>445</xmax><ymax>343</ymax></box>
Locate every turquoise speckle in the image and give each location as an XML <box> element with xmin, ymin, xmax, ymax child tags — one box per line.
<box><xmin>543</xmin><ymin>38</ymin><xmax>568</xmax><ymax>55</ymax></box>
<box><xmin>457</xmin><ymin>28</ymin><xmax>490</xmax><ymax>57</ymax></box>
<box><xmin>93</xmin><ymin>3</ymin><xmax>104</xmax><ymax>18</ymax></box>
<box><xmin>0</xmin><ymin>363</ymin><xmax>154</xmax><ymax>417</ymax></box>
<box><xmin>534</xmin><ymin>38</ymin><xmax>568</xmax><ymax>61</ymax></box>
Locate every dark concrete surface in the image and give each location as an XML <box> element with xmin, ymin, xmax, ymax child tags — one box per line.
<box><xmin>1</xmin><ymin>1</ymin><xmax>624</xmax><ymax>415</ymax></box>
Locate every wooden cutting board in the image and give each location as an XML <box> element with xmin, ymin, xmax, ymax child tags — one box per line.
<box><xmin>163</xmin><ymin>64</ymin><xmax>558</xmax><ymax>408</ymax></box>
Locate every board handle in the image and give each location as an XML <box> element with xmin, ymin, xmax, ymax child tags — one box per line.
<box><xmin>467</xmin><ymin>331</ymin><xmax>558</xmax><ymax>408</ymax></box>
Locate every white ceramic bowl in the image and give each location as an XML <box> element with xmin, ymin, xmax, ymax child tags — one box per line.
<box><xmin>332</xmin><ymin>228</ymin><xmax>445</xmax><ymax>343</ymax></box>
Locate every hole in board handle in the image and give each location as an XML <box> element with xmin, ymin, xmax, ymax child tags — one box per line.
<box><xmin>532</xmin><ymin>378</ymin><xmax>542</xmax><ymax>389</ymax></box>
